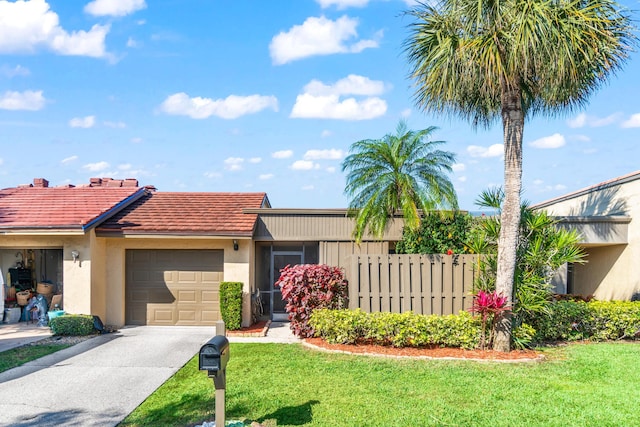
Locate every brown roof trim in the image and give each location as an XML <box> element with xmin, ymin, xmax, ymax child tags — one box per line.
<box><xmin>95</xmin><ymin>230</ymin><xmax>255</xmax><ymax>238</ymax></box>
<box><xmin>532</xmin><ymin>170</ymin><xmax>640</xmax><ymax>209</ymax></box>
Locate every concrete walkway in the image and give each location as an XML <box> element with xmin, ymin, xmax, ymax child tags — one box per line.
<box><xmin>0</xmin><ymin>322</ymin><xmax>53</xmax><ymax>353</ymax></box>
<box><xmin>0</xmin><ymin>326</ymin><xmax>216</xmax><ymax>427</ymax></box>
<box><xmin>0</xmin><ymin>322</ymin><xmax>298</xmax><ymax>427</ymax></box>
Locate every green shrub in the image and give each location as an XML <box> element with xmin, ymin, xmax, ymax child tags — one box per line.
<box><xmin>220</xmin><ymin>282</ymin><xmax>243</xmax><ymax>330</ymax></box>
<box><xmin>310</xmin><ymin>309</ymin><xmax>481</xmax><ymax>349</ymax></box>
<box><xmin>49</xmin><ymin>314</ymin><xmax>95</xmax><ymax>336</ymax></box>
<box><xmin>395</xmin><ymin>211</ymin><xmax>475</xmax><ymax>254</ymax></box>
<box><xmin>531</xmin><ymin>300</ymin><xmax>640</xmax><ymax>343</ymax></box>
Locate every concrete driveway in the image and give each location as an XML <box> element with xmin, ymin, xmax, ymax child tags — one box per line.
<box><xmin>0</xmin><ymin>326</ymin><xmax>216</xmax><ymax>427</ymax></box>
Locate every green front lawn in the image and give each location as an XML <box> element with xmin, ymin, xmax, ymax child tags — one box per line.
<box><xmin>0</xmin><ymin>343</ymin><xmax>71</xmax><ymax>374</ymax></box>
<box><xmin>121</xmin><ymin>342</ymin><xmax>640</xmax><ymax>427</ymax></box>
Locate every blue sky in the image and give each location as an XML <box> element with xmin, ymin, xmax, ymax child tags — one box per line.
<box><xmin>1</xmin><ymin>0</ymin><xmax>639</xmax><ymax>210</ymax></box>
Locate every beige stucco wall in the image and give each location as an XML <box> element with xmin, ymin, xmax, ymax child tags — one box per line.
<box><xmin>539</xmin><ymin>178</ymin><xmax>640</xmax><ymax>300</ymax></box>
<box><xmin>101</xmin><ymin>236</ymin><xmax>251</xmax><ymax>327</ymax></box>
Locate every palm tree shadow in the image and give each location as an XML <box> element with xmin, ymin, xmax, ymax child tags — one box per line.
<box><xmin>256</xmin><ymin>400</ymin><xmax>319</xmax><ymax>426</ymax></box>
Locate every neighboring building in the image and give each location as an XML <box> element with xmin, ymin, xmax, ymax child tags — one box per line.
<box><xmin>533</xmin><ymin>171</ymin><xmax>638</xmax><ymax>301</ymax></box>
<box><xmin>2</xmin><ymin>172</ymin><xmax>638</xmax><ymax>329</ymax></box>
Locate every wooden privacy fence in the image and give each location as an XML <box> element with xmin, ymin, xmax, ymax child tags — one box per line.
<box><xmin>348</xmin><ymin>254</ymin><xmax>479</xmax><ymax>316</ymax></box>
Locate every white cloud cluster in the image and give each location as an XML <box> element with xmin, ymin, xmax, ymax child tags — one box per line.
<box><xmin>291</xmin><ymin>75</ymin><xmax>387</xmax><ymax>120</ymax></box>
<box><xmin>69</xmin><ymin>115</ymin><xmax>96</xmax><ymax>128</ymax></box>
<box><xmin>84</xmin><ymin>0</ymin><xmax>146</xmax><ymax>17</ymax></box>
<box><xmin>159</xmin><ymin>92</ymin><xmax>278</xmax><ymax>119</ymax></box>
<box><xmin>316</xmin><ymin>0</ymin><xmax>370</xmax><ymax>9</ymax></box>
<box><xmin>259</xmin><ymin>173</ymin><xmax>274</xmax><ymax>180</ymax></box>
<box><xmin>83</xmin><ymin>161</ymin><xmax>109</xmax><ymax>172</ymax></box>
<box><xmin>303</xmin><ymin>149</ymin><xmax>345</xmax><ymax>160</ymax></box>
<box><xmin>467</xmin><ymin>144</ymin><xmax>503</xmax><ymax>158</ymax></box>
<box><xmin>269</xmin><ymin>16</ymin><xmax>380</xmax><ymax>65</ymax></box>
<box><xmin>0</xmin><ymin>64</ymin><xmax>30</xmax><ymax>78</ymax></box>
<box><xmin>291</xmin><ymin>160</ymin><xmax>320</xmax><ymax>170</ymax></box>
<box><xmin>104</xmin><ymin>120</ymin><xmax>126</xmax><ymax>128</ymax></box>
<box><xmin>224</xmin><ymin>157</ymin><xmax>244</xmax><ymax>171</ymax></box>
<box><xmin>529</xmin><ymin>133</ymin><xmax>565</xmax><ymax>149</ymax></box>
<box><xmin>0</xmin><ymin>90</ymin><xmax>46</xmax><ymax>111</ymax></box>
<box><xmin>452</xmin><ymin>163</ymin><xmax>465</xmax><ymax>172</ymax></box>
<box><xmin>272</xmin><ymin>150</ymin><xmax>293</xmax><ymax>159</ymax></box>
<box><xmin>60</xmin><ymin>155</ymin><xmax>78</xmax><ymax>164</ymax></box>
<box><xmin>0</xmin><ymin>0</ymin><xmax>109</xmax><ymax>58</ymax></box>
<box><xmin>622</xmin><ymin>113</ymin><xmax>640</xmax><ymax>128</ymax></box>
<box><xmin>567</xmin><ymin>112</ymin><xmax>621</xmax><ymax>128</ymax></box>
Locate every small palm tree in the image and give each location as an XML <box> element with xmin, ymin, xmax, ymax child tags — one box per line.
<box><xmin>342</xmin><ymin>120</ymin><xmax>458</xmax><ymax>243</ymax></box>
<box><xmin>404</xmin><ymin>0</ymin><xmax>635</xmax><ymax>351</ymax></box>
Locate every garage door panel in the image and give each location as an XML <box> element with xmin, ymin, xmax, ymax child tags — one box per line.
<box><xmin>126</xmin><ymin>249</ymin><xmax>223</xmax><ymax>326</ymax></box>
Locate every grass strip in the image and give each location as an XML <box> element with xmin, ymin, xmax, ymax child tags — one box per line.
<box><xmin>0</xmin><ymin>343</ymin><xmax>71</xmax><ymax>373</ymax></box>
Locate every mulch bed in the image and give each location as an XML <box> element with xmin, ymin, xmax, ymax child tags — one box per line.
<box><xmin>303</xmin><ymin>337</ymin><xmax>544</xmax><ymax>362</ymax></box>
<box><xmin>226</xmin><ymin>320</ymin><xmax>270</xmax><ymax>337</ymax></box>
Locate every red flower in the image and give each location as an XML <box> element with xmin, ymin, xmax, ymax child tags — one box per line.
<box><xmin>447</xmin><ymin>249</ymin><xmax>453</xmax><ymax>255</ymax></box>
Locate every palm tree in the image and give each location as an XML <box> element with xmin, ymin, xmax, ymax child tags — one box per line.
<box><xmin>404</xmin><ymin>0</ymin><xmax>634</xmax><ymax>351</ymax></box>
<box><xmin>342</xmin><ymin>120</ymin><xmax>458</xmax><ymax>243</ymax></box>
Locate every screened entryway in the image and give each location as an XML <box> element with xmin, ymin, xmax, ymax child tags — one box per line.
<box><xmin>255</xmin><ymin>242</ymin><xmax>318</xmax><ymax>320</ymax></box>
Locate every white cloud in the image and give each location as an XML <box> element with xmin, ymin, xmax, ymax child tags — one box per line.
<box><xmin>248</xmin><ymin>157</ymin><xmax>262</xmax><ymax>164</ymax></box>
<box><xmin>291</xmin><ymin>94</ymin><xmax>386</xmax><ymax>120</ymax></box>
<box><xmin>131</xmin><ymin>137</ymin><xmax>143</xmax><ymax>143</ymax></box>
<box><xmin>118</xmin><ymin>163</ymin><xmax>132</xmax><ymax>170</ymax></box>
<box><xmin>272</xmin><ymin>150</ymin><xmax>293</xmax><ymax>159</ymax></box>
<box><xmin>0</xmin><ymin>90</ymin><xmax>46</xmax><ymax>111</ymax></box>
<box><xmin>104</xmin><ymin>120</ymin><xmax>126</xmax><ymax>128</ymax></box>
<box><xmin>1</xmin><ymin>64</ymin><xmax>30</xmax><ymax>78</ymax></box>
<box><xmin>0</xmin><ymin>0</ymin><xmax>110</xmax><ymax>58</ymax></box>
<box><xmin>291</xmin><ymin>160</ymin><xmax>319</xmax><ymax>170</ymax></box>
<box><xmin>60</xmin><ymin>155</ymin><xmax>78</xmax><ymax>164</ymax></box>
<box><xmin>159</xmin><ymin>92</ymin><xmax>278</xmax><ymax>119</ymax></box>
<box><xmin>554</xmin><ymin>184</ymin><xmax>567</xmax><ymax>191</ymax></box>
<box><xmin>204</xmin><ymin>171</ymin><xmax>222</xmax><ymax>179</ymax></box>
<box><xmin>69</xmin><ymin>115</ymin><xmax>95</xmax><ymax>128</ymax></box>
<box><xmin>291</xmin><ymin>75</ymin><xmax>388</xmax><ymax>120</ymax></box>
<box><xmin>452</xmin><ymin>163</ymin><xmax>465</xmax><ymax>172</ymax></box>
<box><xmin>321</xmin><ymin>130</ymin><xmax>333</xmax><ymax>138</ymax></box>
<box><xmin>400</xmin><ymin>108</ymin><xmax>412</xmax><ymax>118</ymax></box>
<box><xmin>529</xmin><ymin>133</ymin><xmax>565</xmax><ymax>149</ymax></box>
<box><xmin>84</xmin><ymin>0</ymin><xmax>146</xmax><ymax>17</ymax></box>
<box><xmin>466</xmin><ymin>144</ymin><xmax>503</xmax><ymax>158</ymax></box>
<box><xmin>316</xmin><ymin>0</ymin><xmax>370</xmax><ymax>9</ymax></box>
<box><xmin>303</xmin><ymin>74</ymin><xmax>386</xmax><ymax>96</ymax></box>
<box><xmin>302</xmin><ymin>185</ymin><xmax>315</xmax><ymax>190</ymax></box>
<box><xmin>326</xmin><ymin>166</ymin><xmax>336</xmax><ymax>173</ymax></box>
<box><xmin>83</xmin><ymin>161</ymin><xmax>109</xmax><ymax>172</ymax></box>
<box><xmin>259</xmin><ymin>173</ymin><xmax>274</xmax><ymax>180</ymax></box>
<box><xmin>224</xmin><ymin>157</ymin><xmax>244</xmax><ymax>171</ymax></box>
<box><xmin>567</xmin><ymin>112</ymin><xmax>621</xmax><ymax>128</ymax></box>
<box><xmin>269</xmin><ymin>15</ymin><xmax>380</xmax><ymax>65</ymax></box>
<box><xmin>533</xmin><ymin>179</ymin><xmax>544</xmax><ymax>185</ymax></box>
<box><xmin>570</xmin><ymin>134</ymin><xmax>591</xmax><ymax>142</ymax></box>
<box><xmin>621</xmin><ymin>113</ymin><xmax>640</xmax><ymax>128</ymax></box>
<box><xmin>304</xmin><ymin>149</ymin><xmax>345</xmax><ymax>160</ymax></box>
<box><xmin>458</xmin><ymin>176</ymin><xmax>467</xmax><ymax>182</ymax></box>
<box><xmin>126</xmin><ymin>37</ymin><xmax>140</xmax><ymax>48</ymax></box>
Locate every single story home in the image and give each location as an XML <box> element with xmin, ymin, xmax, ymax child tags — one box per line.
<box><xmin>1</xmin><ymin>171</ymin><xmax>638</xmax><ymax>328</ymax></box>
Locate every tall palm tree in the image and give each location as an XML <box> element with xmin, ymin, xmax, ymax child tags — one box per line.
<box><xmin>404</xmin><ymin>0</ymin><xmax>634</xmax><ymax>351</ymax></box>
<box><xmin>342</xmin><ymin>120</ymin><xmax>458</xmax><ymax>243</ymax></box>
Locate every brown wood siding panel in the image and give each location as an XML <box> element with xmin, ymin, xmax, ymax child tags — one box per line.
<box><xmin>126</xmin><ymin>249</ymin><xmax>223</xmax><ymax>326</ymax></box>
<box><xmin>349</xmin><ymin>254</ymin><xmax>477</xmax><ymax>316</ymax></box>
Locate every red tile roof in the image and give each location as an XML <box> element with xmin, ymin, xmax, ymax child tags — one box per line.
<box><xmin>97</xmin><ymin>192</ymin><xmax>268</xmax><ymax>236</ymax></box>
<box><xmin>0</xmin><ymin>186</ymin><xmax>145</xmax><ymax>230</ymax></box>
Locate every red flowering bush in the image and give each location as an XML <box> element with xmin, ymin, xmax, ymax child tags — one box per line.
<box><xmin>275</xmin><ymin>264</ymin><xmax>348</xmax><ymax>338</ymax></box>
<box><xmin>470</xmin><ymin>290</ymin><xmax>510</xmax><ymax>349</ymax></box>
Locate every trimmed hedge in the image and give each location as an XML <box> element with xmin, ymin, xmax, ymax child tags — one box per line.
<box><xmin>532</xmin><ymin>300</ymin><xmax>640</xmax><ymax>342</ymax></box>
<box><xmin>49</xmin><ymin>314</ymin><xmax>95</xmax><ymax>336</ymax></box>
<box><xmin>220</xmin><ymin>282</ymin><xmax>243</xmax><ymax>330</ymax></box>
<box><xmin>309</xmin><ymin>309</ymin><xmax>481</xmax><ymax>350</ymax></box>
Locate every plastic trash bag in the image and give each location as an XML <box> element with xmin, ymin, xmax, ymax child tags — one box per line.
<box><xmin>35</xmin><ymin>294</ymin><xmax>48</xmax><ymax>326</ymax></box>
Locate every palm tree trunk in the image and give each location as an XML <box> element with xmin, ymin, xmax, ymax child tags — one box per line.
<box><xmin>493</xmin><ymin>84</ymin><xmax>524</xmax><ymax>352</ymax></box>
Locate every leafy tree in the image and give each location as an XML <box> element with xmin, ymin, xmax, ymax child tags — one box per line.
<box><xmin>342</xmin><ymin>120</ymin><xmax>458</xmax><ymax>242</ymax></box>
<box><xmin>395</xmin><ymin>210</ymin><xmax>475</xmax><ymax>254</ymax></box>
<box><xmin>405</xmin><ymin>0</ymin><xmax>634</xmax><ymax>351</ymax></box>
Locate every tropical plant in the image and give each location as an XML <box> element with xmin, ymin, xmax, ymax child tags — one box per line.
<box><xmin>470</xmin><ymin>290</ymin><xmax>510</xmax><ymax>349</ymax></box>
<box><xmin>342</xmin><ymin>120</ymin><xmax>458</xmax><ymax>243</ymax></box>
<box><xmin>405</xmin><ymin>0</ymin><xmax>634</xmax><ymax>351</ymax></box>
<box><xmin>471</xmin><ymin>188</ymin><xmax>587</xmax><ymax>344</ymax></box>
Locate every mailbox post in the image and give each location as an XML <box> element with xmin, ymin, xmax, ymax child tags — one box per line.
<box><xmin>199</xmin><ymin>334</ymin><xmax>230</xmax><ymax>426</ymax></box>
